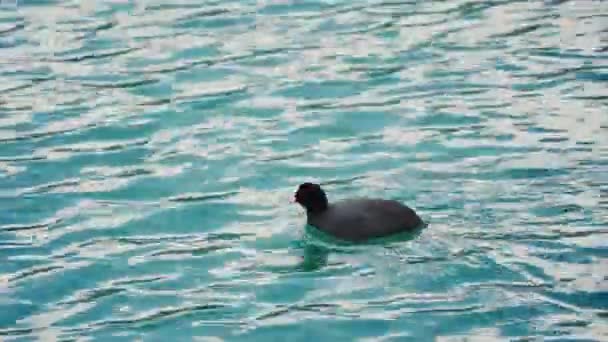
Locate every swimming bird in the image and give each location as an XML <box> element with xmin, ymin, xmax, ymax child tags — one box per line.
<box><xmin>292</xmin><ymin>182</ymin><xmax>424</xmax><ymax>242</ymax></box>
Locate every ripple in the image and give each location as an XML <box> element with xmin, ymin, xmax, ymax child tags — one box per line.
<box><xmin>96</xmin><ymin>303</ymin><xmax>228</xmax><ymax>328</ymax></box>
<box><xmin>0</xmin><ymin>217</ymin><xmax>61</xmax><ymax>233</ymax></box>
<box><xmin>167</xmin><ymin>190</ymin><xmax>240</xmax><ymax>203</ymax></box>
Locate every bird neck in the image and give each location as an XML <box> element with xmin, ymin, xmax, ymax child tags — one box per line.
<box><xmin>306</xmin><ymin>202</ymin><xmax>328</xmax><ymax>214</ymax></box>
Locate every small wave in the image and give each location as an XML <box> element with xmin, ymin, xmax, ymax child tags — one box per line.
<box><xmin>94</xmin><ymin>303</ymin><xmax>228</xmax><ymax>328</ymax></box>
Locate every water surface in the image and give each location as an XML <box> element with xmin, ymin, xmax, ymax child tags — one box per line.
<box><xmin>1</xmin><ymin>0</ymin><xmax>607</xmax><ymax>340</ymax></box>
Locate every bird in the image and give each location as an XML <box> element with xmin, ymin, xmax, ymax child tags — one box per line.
<box><xmin>292</xmin><ymin>182</ymin><xmax>424</xmax><ymax>242</ymax></box>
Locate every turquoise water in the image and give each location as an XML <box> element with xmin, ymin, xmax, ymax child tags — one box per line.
<box><xmin>1</xmin><ymin>0</ymin><xmax>607</xmax><ymax>340</ymax></box>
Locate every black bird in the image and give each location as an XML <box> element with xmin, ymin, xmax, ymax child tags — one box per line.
<box><xmin>292</xmin><ymin>182</ymin><xmax>424</xmax><ymax>242</ymax></box>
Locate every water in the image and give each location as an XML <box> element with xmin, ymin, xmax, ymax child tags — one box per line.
<box><xmin>1</xmin><ymin>0</ymin><xmax>607</xmax><ymax>340</ymax></box>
